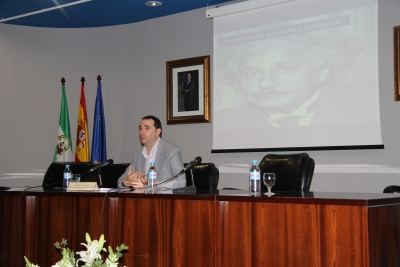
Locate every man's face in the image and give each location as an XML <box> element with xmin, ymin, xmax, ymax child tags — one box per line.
<box><xmin>187</xmin><ymin>73</ymin><xmax>191</xmax><ymax>80</ymax></box>
<box><xmin>237</xmin><ymin>44</ymin><xmax>326</xmax><ymax>113</ymax></box>
<box><xmin>139</xmin><ymin>119</ymin><xmax>160</xmax><ymax>147</ymax></box>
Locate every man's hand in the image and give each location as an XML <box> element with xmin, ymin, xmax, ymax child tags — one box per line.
<box><xmin>122</xmin><ymin>165</ymin><xmax>146</xmax><ymax>188</ymax></box>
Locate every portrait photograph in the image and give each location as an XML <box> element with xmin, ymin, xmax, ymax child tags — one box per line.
<box><xmin>166</xmin><ymin>55</ymin><xmax>210</xmax><ymax>125</ymax></box>
<box><xmin>178</xmin><ymin>70</ymin><xmax>199</xmax><ymax>112</ymax></box>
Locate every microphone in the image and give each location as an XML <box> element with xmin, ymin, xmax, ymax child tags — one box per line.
<box><xmin>131</xmin><ymin>156</ymin><xmax>202</xmax><ymax>193</ymax></box>
<box><xmin>168</xmin><ymin>157</ymin><xmax>202</xmax><ymax>194</ymax></box>
<box><xmin>89</xmin><ymin>159</ymin><xmax>114</xmax><ymax>172</ymax></box>
<box><xmin>183</xmin><ymin>156</ymin><xmax>202</xmax><ymax>172</ymax></box>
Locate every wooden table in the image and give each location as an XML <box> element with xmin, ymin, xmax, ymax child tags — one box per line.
<box><xmin>1</xmin><ymin>189</ymin><xmax>400</xmax><ymax>267</ymax></box>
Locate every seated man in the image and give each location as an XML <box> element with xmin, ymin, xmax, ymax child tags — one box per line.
<box><xmin>118</xmin><ymin>115</ymin><xmax>186</xmax><ymax>189</ymax></box>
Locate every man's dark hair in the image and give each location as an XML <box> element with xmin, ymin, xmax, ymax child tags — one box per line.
<box><xmin>142</xmin><ymin>115</ymin><xmax>162</xmax><ymax>138</ymax></box>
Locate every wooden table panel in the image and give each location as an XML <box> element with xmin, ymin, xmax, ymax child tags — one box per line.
<box><xmin>24</xmin><ymin>195</ymin><xmax>106</xmax><ymax>267</ymax></box>
<box><xmin>319</xmin><ymin>205</ymin><xmax>369</xmax><ymax>267</ymax></box>
<box><xmin>217</xmin><ymin>201</ymin><xmax>371</xmax><ymax>267</ymax></box>
<box><xmin>2</xmin><ymin>190</ymin><xmax>400</xmax><ymax>267</ymax></box>
<box><xmin>368</xmin><ymin>204</ymin><xmax>400</xmax><ymax>267</ymax></box>
<box><xmin>110</xmin><ymin>197</ymin><xmax>165</xmax><ymax>267</ymax></box>
<box><xmin>0</xmin><ymin>194</ymin><xmax>24</xmax><ymax>267</ymax></box>
<box><xmin>164</xmin><ymin>198</ymin><xmax>215</xmax><ymax>267</ymax></box>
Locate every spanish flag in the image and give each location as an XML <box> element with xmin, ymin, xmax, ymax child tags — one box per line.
<box><xmin>75</xmin><ymin>77</ymin><xmax>90</xmax><ymax>162</ymax></box>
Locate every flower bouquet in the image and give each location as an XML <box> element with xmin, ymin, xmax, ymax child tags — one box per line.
<box><xmin>24</xmin><ymin>233</ymin><xmax>128</xmax><ymax>267</ymax></box>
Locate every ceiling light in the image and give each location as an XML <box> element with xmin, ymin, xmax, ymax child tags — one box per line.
<box><xmin>145</xmin><ymin>1</ymin><xmax>162</xmax><ymax>6</ymax></box>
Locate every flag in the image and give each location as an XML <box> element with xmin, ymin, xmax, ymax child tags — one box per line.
<box><xmin>91</xmin><ymin>75</ymin><xmax>107</xmax><ymax>164</ymax></box>
<box><xmin>75</xmin><ymin>78</ymin><xmax>90</xmax><ymax>162</ymax></box>
<box><xmin>53</xmin><ymin>78</ymin><xmax>73</xmax><ymax>162</ymax></box>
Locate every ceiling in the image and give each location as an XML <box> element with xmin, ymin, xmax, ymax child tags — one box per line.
<box><xmin>0</xmin><ymin>0</ymin><xmax>233</xmax><ymax>28</ymax></box>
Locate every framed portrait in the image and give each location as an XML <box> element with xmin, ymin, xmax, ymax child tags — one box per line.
<box><xmin>166</xmin><ymin>55</ymin><xmax>210</xmax><ymax>124</ymax></box>
<box><xmin>394</xmin><ymin>25</ymin><xmax>400</xmax><ymax>101</ymax></box>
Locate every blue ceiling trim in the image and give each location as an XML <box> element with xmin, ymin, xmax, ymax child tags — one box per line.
<box><xmin>0</xmin><ymin>0</ymin><xmax>232</xmax><ymax>28</ymax></box>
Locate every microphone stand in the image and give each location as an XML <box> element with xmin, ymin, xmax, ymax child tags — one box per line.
<box><xmin>97</xmin><ymin>169</ymin><xmax>103</xmax><ymax>186</ymax></box>
<box><xmin>172</xmin><ymin>169</ymin><xmax>196</xmax><ymax>194</ymax></box>
<box><xmin>190</xmin><ymin>169</ymin><xmax>195</xmax><ymax>186</ymax></box>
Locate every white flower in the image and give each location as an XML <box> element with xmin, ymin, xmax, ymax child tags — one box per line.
<box><xmin>24</xmin><ymin>233</ymin><xmax>127</xmax><ymax>267</ymax></box>
<box><xmin>75</xmin><ymin>244</ymin><xmax>103</xmax><ymax>266</ymax></box>
<box><xmin>75</xmin><ymin>233</ymin><xmax>107</xmax><ymax>266</ymax></box>
<box><xmin>51</xmin><ymin>260</ymin><xmax>73</xmax><ymax>267</ymax></box>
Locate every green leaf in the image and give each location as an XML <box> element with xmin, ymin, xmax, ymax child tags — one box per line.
<box><xmin>54</xmin><ymin>241</ymin><xmax>61</xmax><ymax>249</ymax></box>
<box><xmin>61</xmin><ymin>238</ymin><xmax>68</xmax><ymax>248</ymax></box>
<box><xmin>23</xmin><ymin>256</ymin><xmax>31</xmax><ymax>265</ymax></box>
<box><xmin>93</xmin><ymin>259</ymin><xmax>103</xmax><ymax>265</ymax></box>
<box><xmin>99</xmin><ymin>234</ymin><xmax>105</xmax><ymax>248</ymax></box>
<box><xmin>120</xmin><ymin>243</ymin><xmax>129</xmax><ymax>250</ymax></box>
<box><xmin>85</xmin><ymin>232</ymin><xmax>92</xmax><ymax>244</ymax></box>
<box><xmin>69</xmin><ymin>251</ymin><xmax>75</xmax><ymax>264</ymax></box>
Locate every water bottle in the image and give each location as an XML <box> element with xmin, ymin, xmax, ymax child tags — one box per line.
<box><xmin>63</xmin><ymin>164</ymin><xmax>72</xmax><ymax>190</ymax></box>
<box><xmin>249</xmin><ymin>160</ymin><xmax>261</xmax><ymax>195</ymax></box>
<box><xmin>147</xmin><ymin>162</ymin><xmax>157</xmax><ymax>193</ymax></box>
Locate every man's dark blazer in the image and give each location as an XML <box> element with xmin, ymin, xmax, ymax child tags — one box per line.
<box><xmin>182</xmin><ymin>80</ymin><xmax>194</xmax><ymax>110</ymax></box>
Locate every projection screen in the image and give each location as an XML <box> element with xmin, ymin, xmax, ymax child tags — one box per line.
<box><xmin>212</xmin><ymin>0</ymin><xmax>382</xmax><ymax>152</ymax></box>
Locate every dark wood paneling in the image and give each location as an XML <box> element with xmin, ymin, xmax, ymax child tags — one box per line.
<box><xmin>0</xmin><ymin>194</ymin><xmax>25</xmax><ymax>267</ymax></box>
<box><xmin>217</xmin><ymin>202</ymin><xmax>371</xmax><ymax>267</ymax></box>
<box><xmin>368</xmin><ymin>205</ymin><xmax>400</xmax><ymax>267</ymax></box>
<box><xmin>24</xmin><ymin>195</ymin><xmax>106</xmax><ymax>267</ymax></box>
<box><xmin>164</xmin><ymin>199</ymin><xmax>215</xmax><ymax>267</ymax></box>
<box><xmin>2</xmin><ymin>190</ymin><xmax>400</xmax><ymax>267</ymax></box>
<box><xmin>110</xmin><ymin>197</ymin><xmax>165</xmax><ymax>267</ymax></box>
<box><xmin>108</xmin><ymin>196</ymin><xmax>216</xmax><ymax>267</ymax></box>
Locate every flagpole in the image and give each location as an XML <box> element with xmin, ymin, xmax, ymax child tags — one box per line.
<box><xmin>53</xmin><ymin>77</ymin><xmax>73</xmax><ymax>162</ymax></box>
<box><xmin>75</xmin><ymin>77</ymin><xmax>90</xmax><ymax>162</ymax></box>
<box><xmin>91</xmin><ymin>75</ymin><xmax>107</xmax><ymax>165</ymax></box>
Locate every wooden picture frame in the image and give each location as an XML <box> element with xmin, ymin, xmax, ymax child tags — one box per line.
<box><xmin>394</xmin><ymin>26</ymin><xmax>400</xmax><ymax>101</ymax></box>
<box><xmin>166</xmin><ymin>55</ymin><xmax>210</xmax><ymax>124</ymax></box>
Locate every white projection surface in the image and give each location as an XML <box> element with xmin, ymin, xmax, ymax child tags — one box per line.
<box><xmin>212</xmin><ymin>0</ymin><xmax>382</xmax><ymax>152</ymax></box>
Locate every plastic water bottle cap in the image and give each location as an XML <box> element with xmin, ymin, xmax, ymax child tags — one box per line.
<box><xmin>252</xmin><ymin>160</ymin><xmax>258</xmax><ymax>164</ymax></box>
<box><xmin>150</xmin><ymin>162</ymin><xmax>155</xmax><ymax>165</ymax></box>
<box><xmin>66</xmin><ymin>164</ymin><xmax>70</xmax><ymax>167</ymax></box>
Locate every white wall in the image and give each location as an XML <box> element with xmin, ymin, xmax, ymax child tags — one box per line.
<box><xmin>0</xmin><ymin>0</ymin><xmax>400</xmax><ymax>193</ymax></box>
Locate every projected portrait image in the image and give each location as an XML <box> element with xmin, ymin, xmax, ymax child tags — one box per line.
<box><xmin>217</xmin><ymin>32</ymin><xmax>377</xmax><ymax>129</ymax></box>
<box><xmin>212</xmin><ymin>1</ymin><xmax>381</xmax><ymax>150</ymax></box>
<box><xmin>235</xmin><ymin>39</ymin><xmax>329</xmax><ymax>113</ymax></box>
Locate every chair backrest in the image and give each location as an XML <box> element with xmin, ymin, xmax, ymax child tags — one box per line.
<box><xmin>184</xmin><ymin>163</ymin><xmax>219</xmax><ymax>190</ymax></box>
<box><xmin>42</xmin><ymin>162</ymin><xmax>129</xmax><ymax>188</ymax></box>
<box><xmin>258</xmin><ymin>153</ymin><xmax>314</xmax><ymax>193</ymax></box>
<box><xmin>383</xmin><ymin>185</ymin><xmax>400</xmax><ymax>193</ymax></box>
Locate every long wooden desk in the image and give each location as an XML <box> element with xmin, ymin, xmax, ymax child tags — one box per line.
<box><xmin>1</xmin><ymin>189</ymin><xmax>400</xmax><ymax>267</ymax></box>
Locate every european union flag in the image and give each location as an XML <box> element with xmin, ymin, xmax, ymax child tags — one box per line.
<box><xmin>91</xmin><ymin>75</ymin><xmax>107</xmax><ymax>164</ymax></box>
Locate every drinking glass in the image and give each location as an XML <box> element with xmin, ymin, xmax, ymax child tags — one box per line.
<box><xmin>72</xmin><ymin>174</ymin><xmax>81</xmax><ymax>182</ymax></box>
<box><xmin>263</xmin><ymin>173</ymin><xmax>276</xmax><ymax>196</ymax></box>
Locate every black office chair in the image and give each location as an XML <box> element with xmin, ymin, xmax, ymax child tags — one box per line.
<box><xmin>43</xmin><ymin>162</ymin><xmax>129</xmax><ymax>188</ymax></box>
<box><xmin>383</xmin><ymin>185</ymin><xmax>400</xmax><ymax>193</ymax></box>
<box><xmin>259</xmin><ymin>153</ymin><xmax>315</xmax><ymax>193</ymax></box>
<box><xmin>184</xmin><ymin>163</ymin><xmax>219</xmax><ymax>191</ymax></box>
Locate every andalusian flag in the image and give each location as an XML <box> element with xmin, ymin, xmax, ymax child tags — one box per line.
<box><xmin>75</xmin><ymin>77</ymin><xmax>90</xmax><ymax>162</ymax></box>
<box><xmin>91</xmin><ymin>75</ymin><xmax>107</xmax><ymax>164</ymax></box>
<box><xmin>53</xmin><ymin>78</ymin><xmax>73</xmax><ymax>162</ymax></box>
